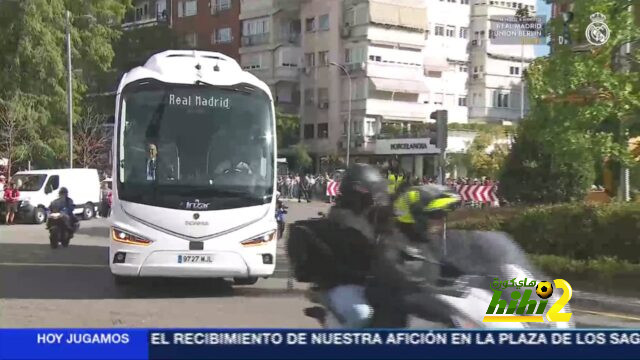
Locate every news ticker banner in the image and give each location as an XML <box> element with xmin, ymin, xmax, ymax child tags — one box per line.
<box><xmin>2</xmin><ymin>329</ymin><xmax>640</xmax><ymax>360</ymax></box>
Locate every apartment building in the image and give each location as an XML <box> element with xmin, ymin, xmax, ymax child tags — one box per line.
<box><xmin>301</xmin><ymin>0</ymin><xmax>439</xmax><ymax>175</ymax></box>
<box><xmin>423</xmin><ymin>0</ymin><xmax>471</xmax><ymax>124</ymax></box>
<box><xmin>238</xmin><ymin>0</ymin><xmax>302</xmax><ymax>114</ymax></box>
<box><xmin>467</xmin><ymin>0</ymin><xmax>538</xmax><ymax>124</ymax></box>
<box><xmin>122</xmin><ymin>0</ymin><xmax>170</xmax><ymax>30</ymax></box>
<box><xmin>171</xmin><ymin>0</ymin><xmax>242</xmax><ymax>59</ymax></box>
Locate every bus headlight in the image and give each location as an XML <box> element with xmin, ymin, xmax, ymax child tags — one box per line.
<box><xmin>111</xmin><ymin>228</ymin><xmax>153</xmax><ymax>246</ymax></box>
<box><xmin>241</xmin><ymin>231</ymin><xmax>276</xmax><ymax>247</ymax></box>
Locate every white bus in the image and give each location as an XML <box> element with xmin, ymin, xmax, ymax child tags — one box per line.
<box><xmin>109</xmin><ymin>51</ymin><xmax>278</xmax><ymax>286</ymax></box>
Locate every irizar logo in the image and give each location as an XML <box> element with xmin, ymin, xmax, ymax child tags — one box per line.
<box><xmin>185</xmin><ymin>199</ymin><xmax>210</xmax><ymax>210</ymax></box>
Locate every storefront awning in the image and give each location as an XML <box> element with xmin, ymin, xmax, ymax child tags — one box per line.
<box><xmin>369</xmin><ymin>77</ymin><xmax>429</xmax><ymax>94</ymax></box>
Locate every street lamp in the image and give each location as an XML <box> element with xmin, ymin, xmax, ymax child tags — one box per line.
<box><xmin>65</xmin><ymin>11</ymin><xmax>95</xmax><ymax>169</ymax></box>
<box><xmin>329</xmin><ymin>61</ymin><xmax>352</xmax><ymax>167</ymax></box>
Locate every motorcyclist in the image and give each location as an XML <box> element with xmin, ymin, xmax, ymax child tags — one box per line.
<box><xmin>48</xmin><ymin>187</ymin><xmax>79</xmax><ymax>235</ymax></box>
<box><xmin>392</xmin><ymin>184</ymin><xmax>461</xmax><ymax>276</ymax></box>
<box><xmin>298</xmin><ymin>164</ymin><xmax>431</xmax><ymax>328</ymax></box>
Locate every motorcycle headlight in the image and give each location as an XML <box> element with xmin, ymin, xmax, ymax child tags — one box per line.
<box><xmin>241</xmin><ymin>231</ymin><xmax>277</xmax><ymax>247</ymax></box>
<box><xmin>111</xmin><ymin>228</ymin><xmax>153</xmax><ymax>246</ymax></box>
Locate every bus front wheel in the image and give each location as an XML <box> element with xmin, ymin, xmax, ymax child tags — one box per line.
<box><xmin>233</xmin><ymin>277</ymin><xmax>258</xmax><ymax>286</ymax></box>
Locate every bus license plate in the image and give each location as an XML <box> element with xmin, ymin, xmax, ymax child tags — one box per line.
<box><xmin>178</xmin><ymin>255</ymin><xmax>213</xmax><ymax>264</ymax></box>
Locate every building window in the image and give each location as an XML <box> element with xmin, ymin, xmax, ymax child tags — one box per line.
<box><xmin>304</xmin><ymin>124</ymin><xmax>315</xmax><ymax>139</ymax></box>
<box><xmin>458</xmin><ymin>96</ymin><xmax>467</xmax><ymax>106</ymax></box>
<box><xmin>480</xmin><ymin>65</ymin><xmax>484</xmax><ymax>72</ymax></box>
<box><xmin>369</xmin><ymin>54</ymin><xmax>382</xmax><ymax>62</ymax></box>
<box><xmin>243</xmin><ymin>17</ymin><xmax>270</xmax><ymax>35</ymax></box>
<box><xmin>345</xmin><ymin>47</ymin><xmax>365</xmax><ymax>64</ymax></box>
<box><xmin>318</xmin><ymin>123</ymin><xmax>329</xmax><ymax>138</ymax></box>
<box><xmin>461</xmin><ymin>0</ymin><xmax>469</xmax><ymax>4</ymax></box>
<box><xmin>280</xmin><ymin>48</ymin><xmax>298</xmax><ymax>67</ymax></box>
<box><xmin>510</xmin><ymin>66</ymin><xmax>520</xmax><ymax>75</ymax></box>
<box><xmin>365</xmin><ymin>120</ymin><xmax>376</xmax><ymax>136</ymax></box>
<box><xmin>241</xmin><ymin>53</ymin><xmax>262</xmax><ymax>70</ymax></box>
<box><xmin>459</xmin><ymin>65</ymin><xmax>468</xmax><ymax>72</ymax></box>
<box><xmin>447</xmin><ymin>0</ymin><xmax>456</xmax><ymax>3</ymax></box>
<box><xmin>212</xmin><ymin>27</ymin><xmax>232</xmax><ymax>44</ymax></box>
<box><xmin>183</xmin><ymin>32</ymin><xmax>197</xmax><ymax>47</ymax></box>
<box><xmin>446</xmin><ymin>25</ymin><xmax>456</xmax><ymax>37</ymax></box>
<box><xmin>305</xmin><ymin>17</ymin><xmax>316</xmax><ymax>32</ymax></box>
<box><xmin>459</xmin><ymin>27</ymin><xmax>468</xmax><ymax>39</ymax></box>
<box><xmin>305</xmin><ymin>53</ymin><xmax>315</xmax><ymax>67</ymax></box>
<box><xmin>178</xmin><ymin>0</ymin><xmax>197</xmax><ymax>18</ymax></box>
<box><xmin>318</xmin><ymin>51</ymin><xmax>329</xmax><ymax>67</ymax></box>
<box><xmin>212</xmin><ymin>0</ymin><xmax>231</xmax><ymax>13</ymax></box>
<box><xmin>494</xmin><ymin>92</ymin><xmax>510</xmax><ymax>108</ymax></box>
<box><xmin>434</xmin><ymin>93</ymin><xmax>444</xmax><ymax>105</ymax></box>
<box><xmin>435</xmin><ymin>24</ymin><xmax>445</xmax><ymax>36</ymax></box>
<box><xmin>319</xmin><ymin>14</ymin><xmax>329</xmax><ymax>31</ymax></box>
<box><xmin>318</xmin><ymin>88</ymin><xmax>329</xmax><ymax>109</ymax></box>
<box><xmin>473</xmin><ymin>66</ymin><xmax>478</xmax><ymax>73</ymax></box>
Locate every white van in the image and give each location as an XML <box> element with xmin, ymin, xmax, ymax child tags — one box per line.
<box><xmin>11</xmin><ymin>169</ymin><xmax>101</xmax><ymax>224</ymax></box>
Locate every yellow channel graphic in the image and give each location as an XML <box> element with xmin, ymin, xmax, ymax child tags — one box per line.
<box><xmin>483</xmin><ymin>316</ymin><xmax>545</xmax><ymax>322</ymax></box>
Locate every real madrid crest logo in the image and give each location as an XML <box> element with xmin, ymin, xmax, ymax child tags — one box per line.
<box><xmin>585</xmin><ymin>12</ymin><xmax>610</xmax><ymax>46</ymax></box>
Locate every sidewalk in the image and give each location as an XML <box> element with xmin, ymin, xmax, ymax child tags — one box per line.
<box><xmin>572</xmin><ymin>290</ymin><xmax>640</xmax><ymax>316</ymax></box>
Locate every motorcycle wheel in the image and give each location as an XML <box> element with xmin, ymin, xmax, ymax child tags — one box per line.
<box><xmin>49</xmin><ymin>230</ymin><xmax>59</xmax><ymax>249</ymax></box>
<box><xmin>61</xmin><ymin>233</ymin><xmax>70</xmax><ymax>247</ymax></box>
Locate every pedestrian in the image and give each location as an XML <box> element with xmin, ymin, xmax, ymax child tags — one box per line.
<box><xmin>275</xmin><ymin>200</ymin><xmax>288</xmax><ymax>239</ymax></box>
<box><xmin>4</xmin><ymin>181</ymin><xmax>20</xmax><ymax>225</ymax></box>
<box><xmin>298</xmin><ymin>173</ymin><xmax>310</xmax><ymax>203</ymax></box>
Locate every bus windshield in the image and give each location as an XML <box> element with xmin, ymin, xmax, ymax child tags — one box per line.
<box><xmin>117</xmin><ymin>81</ymin><xmax>274</xmax><ymax>211</ymax></box>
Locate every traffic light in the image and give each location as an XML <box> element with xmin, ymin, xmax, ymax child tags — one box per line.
<box><xmin>431</xmin><ymin>110</ymin><xmax>448</xmax><ymax>151</ymax></box>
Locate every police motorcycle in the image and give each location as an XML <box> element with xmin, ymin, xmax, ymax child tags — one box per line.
<box><xmin>291</xmin><ymin>189</ymin><xmax>574</xmax><ymax>329</ymax></box>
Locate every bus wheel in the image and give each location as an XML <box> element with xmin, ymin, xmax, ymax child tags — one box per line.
<box><xmin>233</xmin><ymin>277</ymin><xmax>258</xmax><ymax>286</ymax></box>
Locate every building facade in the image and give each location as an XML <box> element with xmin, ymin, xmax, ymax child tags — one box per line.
<box><xmin>300</xmin><ymin>0</ymin><xmax>438</xmax><ymax>176</ymax></box>
<box><xmin>122</xmin><ymin>0</ymin><xmax>170</xmax><ymax>30</ymax></box>
<box><xmin>170</xmin><ymin>0</ymin><xmax>242</xmax><ymax>59</ymax></box>
<box><xmin>467</xmin><ymin>0</ymin><xmax>537</xmax><ymax>124</ymax></box>
<box><xmin>423</xmin><ymin>0</ymin><xmax>471</xmax><ymax>124</ymax></box>
<box><xmin>239</xmin><ymin>0</ymin><xmax>302</xmax><ymax>115</ymax></box>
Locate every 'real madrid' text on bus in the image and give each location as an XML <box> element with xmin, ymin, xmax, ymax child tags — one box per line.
<box><xmin>109</xmin><ymin>50</ymin><xmax>278</xmax><ymax>286</ymax></box>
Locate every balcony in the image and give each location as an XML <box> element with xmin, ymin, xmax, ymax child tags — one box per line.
<box><xmin>276</xmin><ymin>33</ymin><xmax>301</xmax><ymax>45</ymax></box>
<box><xmin>355</xmin><ymin>99</ymin><xmax>430</xmax><ymax>121</ymax></box>
<box><xmin>469</xmin><ymin>106</ymin><xmax>523</xmax><ymax>121</ymax></box>
<box><xmin>241</xmin><ymin>33</ymin><xmax>270</xmax><ymax>47</ymax></box>
<box><xmin>122</xmin><ymin>11</ymin><xmax>168</xmax><ymax>30</ymax></box>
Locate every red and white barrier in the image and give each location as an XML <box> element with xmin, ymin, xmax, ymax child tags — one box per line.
<box><xmin>326</xmin><ymin>180</ymin><xmax>340</xmax><ymax>197</ymax></box>
<box><xmin>454</xmin><ymin>185</ymin><xmax>499</xmax><ymax>204</ymax></box>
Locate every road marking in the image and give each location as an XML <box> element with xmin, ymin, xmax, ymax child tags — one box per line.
<box><xmin>0</xmin><ymin>262</ymin><xmax>108</xmax><ymax>268</ymax></box>
<box><xmin>574</xmin><ymin>309</ymin><xmax>640</xmax><ymax>322</ymax></box>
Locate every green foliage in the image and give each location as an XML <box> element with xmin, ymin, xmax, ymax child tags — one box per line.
<box><xmin>276</xmin><ymin>111</ymin><xmax>300</xmax><ymax>150</ymax></box>
<box><xmin>0</xmin><ymin>0</ymin><xmax>129</xmax><ymax>167</ymax></box>
<box><xmin>292</xmin><ymin>143</ymin><xmax>312</xmax><ymax>172</ymax></box>
<box><xmin>499</xmin><ymin>123</ymin><xmax>596</xmax><ymax>203</ymax></box>
<box><xmin>466</xmin><ymin>132</ymin><xmax>509</xmax><ymax>179</ymax></box>
<box><xmin>449</xmin><ymin>202</ymin><xmax>640</xmax><ymax>263</ymax></box>
<box><xmin>500</xmin><ymin>1</ymin><xmax>640</xmax><ymax>202</ymax></box>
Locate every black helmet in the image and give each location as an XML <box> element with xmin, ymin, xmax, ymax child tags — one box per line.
<box><xmin>59</xmin><ymin>187</ymin><xmax>69</xmax><ymax>196</ymax></box>
<box><xmin>337</xmin><ymin>164</ymin><xmax>390</xmax><ymax>214</ymax></box>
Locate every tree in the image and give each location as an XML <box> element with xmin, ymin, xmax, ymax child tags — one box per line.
<box><xmin>0</xmin><ymin>0</ymin><xmax>130</xmax><ymax>166</ymax></box>
<box><xmin>276</xmin><ymin>111</ymin><xmax>300</xmax><ymax>150</ymax></box>
<box><xmin>500</xmin><ymin>0</ymin><xmax>640</xmax><ymax>203</ymax></box>
<box><xmin>74</xmin><ymin>107</ymin><xmax>110</xmax><ymax>169</ymax></box>
<box><xmin>466</xmin><ymin>132</ymin><xmax>509</xmax><ymax>179</ymax></box>
<box><xmin>0</xmin><ymin>94</ymin><xmax>48</xmax><ymax>177</ymax></box>
<box><xmin>292</xmin><ymin>143</ymin><xmax>312</xmax><ymax>173</ymax></box>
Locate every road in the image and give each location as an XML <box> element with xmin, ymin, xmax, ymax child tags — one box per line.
<box><xmin>1</xmin><ymin>200</ymin><xmax>640</xmax><ymax>328</ymax></box>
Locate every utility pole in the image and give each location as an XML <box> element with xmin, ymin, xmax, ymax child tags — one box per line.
<box><xmin>66</xmin><ymin>10</ymin><xmax>74</xmax><ymax>168</ymax></box>
<box><xmin>330</xmin><ymin>62</ymin><xmax>352</xmax><ymax>167</ymax></box>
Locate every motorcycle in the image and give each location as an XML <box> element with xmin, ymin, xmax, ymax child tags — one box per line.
<box><xmin>301</xmin><ymin>230</ymin><xmax>574</xmax><ymax>329</ymax></box>
<box><xmin>46</xmin><ymin>212</ymin><xmax>78</xmax><ymax>249</ymax></box>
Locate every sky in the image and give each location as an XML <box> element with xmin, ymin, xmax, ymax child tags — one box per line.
<box><xmin>535</xmin><ymin>0</ymin><xmax>552</xmax><ymax>56</ymax></box>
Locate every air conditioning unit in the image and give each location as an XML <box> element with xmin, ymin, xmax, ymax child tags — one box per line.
<box><xmin>341</xmin><ymin>26</ymin><xmax>351</xmax><ymax>38</ymax></box>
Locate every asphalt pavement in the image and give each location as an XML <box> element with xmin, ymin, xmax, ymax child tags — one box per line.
<box><xmin>1</xmin><ymin>199</ymin><xmax>640</xmax><ymax>328</ymax></box>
